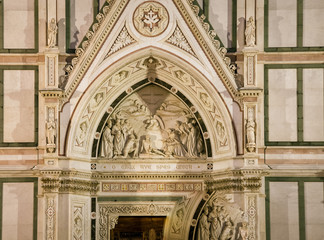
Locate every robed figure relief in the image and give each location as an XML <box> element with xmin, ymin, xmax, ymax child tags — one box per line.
<box><xmin>99</xmin><ymin>85</ymin><xmax>206</xmax><ymax>158</ymax></box>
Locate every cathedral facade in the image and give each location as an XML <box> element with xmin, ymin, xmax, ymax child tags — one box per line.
<box><xmin>0</xmin><ymin>0</ymin><xmax>323</xmax><ymax>239</ymax></box>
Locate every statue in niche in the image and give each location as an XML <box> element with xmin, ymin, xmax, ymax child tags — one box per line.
<box><xmin>246</xmin><ymin>107</ymin><xmax>256</xmax><ymax>152</ymax></box>
<box><xmin>245</xmin><ymin>16</ymin><xmax>256</xmax><ymax>47</ymax></box>
<box><xmin>171</xmin><ymin>209</ymin><xmax>184</xmax><ymax>234</ymax></box>
<box><xmin>237</xmin><ymin>222</ymin><xmax>249</xmax><ymax>240</ymax></box>
<box><xmin>100</xmin><ymin>120</ymin><xmax>114</xmax><ymax>158</ymax></box>
<box><xmin>46</xmin><ymin>108</ymin><xmax>56</xmax><ymax>153</ymax></box>
<box><xmin>197</xmin><ymin>206</ymin><xmax>210</xmax><ymax>240</ymax></box>
<box><xmin>195</xmin><ymin>194</ymin><xmax>247</xmax><ymax>240</ymax></box>
<box><xmin>48</xmin><ymin>18</ymin><xmax>58</xmax><ymax>48</ymax></box>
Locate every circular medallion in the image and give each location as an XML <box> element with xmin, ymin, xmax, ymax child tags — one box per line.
<box><xmin>133</xmin><ymin>1</ymin><xmax>169</xmax><ymax>37</ymax></box>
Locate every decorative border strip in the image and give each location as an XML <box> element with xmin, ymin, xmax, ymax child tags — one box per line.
<box><xmin>102</xmin><ymin>182</ymin><xmax>203</xmax><ymax>192</ymax></box>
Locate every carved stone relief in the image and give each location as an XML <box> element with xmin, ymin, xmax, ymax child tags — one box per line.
<box><xmin>133</xmin><ymin>2</ymin><xmax>169</xmax><ymax>37</ymax></box>
<box><xmin>99</xmin><ymin>85</ymin><xmax>206</xmax><ymax>158</ymax></box>
<box><xmin>71</xmin><ymin>197</ymin><xmax>90</xmax><ymax>240</ymax></box>
<box><xmin>72</xmin><ymin>56</ymin><xmax>230</xmax><ymax>156</ymax></box>
<box><xmin>195</xmin><ymin>194</ymin><xmax>247</xmax><ymax>240</ymax></box>
<box><xmin>106</xmin><ymin>26</ymin><xmax>136</xmax><ymax>57</ymax></box>
<box><xmin>167</xmin><ymin>26</ymin><xmax>196</xmax><ymax>57</ymax></box>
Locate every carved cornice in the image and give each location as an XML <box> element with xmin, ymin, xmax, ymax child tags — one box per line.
<box><xmin>205</xmin><ymin>169</ymin><xmax>266</xmax><ymax>192</ymax></box>
<box><xmin>41</xmin><ymin>171</ymin><xmax>99</xmax><ymax>194</ymax></box>
<box><xmin>40</xmin><ymin>89</ymin><xmax>64</xmax><ymax>98</ymax></box>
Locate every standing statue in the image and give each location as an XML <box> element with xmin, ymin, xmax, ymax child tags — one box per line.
<box><xmin>46</xmin><ymin>108</ymin><xmax>56</xmax><ymax>153</ymax></box>
<box><xmin>208</xmin><ymin>205</ymin><xmax>222</xmax><ymax>240</ymax></box>
<box><xmin>197</xmin><ymin>207</ymin><xmax>210</xmax><ymax>240</ymax></box>
<box><xmin>246</xmin><ymin>107</ymin><xmax>256</xmax><ymax>152</ymax></box>
<box><xmin>245</xmin><ymin>16</ymin><xmax>255</xmax><ymax>47</ymax></box>
<box><xmin>186</xmin><ymin>122</ymin><xmax>198</xmax><ymax>157</ymax></box>
<box><xmin>48</xmin><ymin>18</ymin><xmax>58</xmax><ymax>48</ymax></box>
<box><xmin>100</xmin><ymin>120</ymin><xmax>114</xmax><ymax>158</ymax></box>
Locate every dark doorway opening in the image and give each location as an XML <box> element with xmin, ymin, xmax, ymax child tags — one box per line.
<box><xmin>111</xmin><ymin>216</ymin><xmax>166</xmax><ymax>240</ymax></box>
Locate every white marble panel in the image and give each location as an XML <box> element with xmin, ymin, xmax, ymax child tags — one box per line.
<box><xmin>2</xmin><ymin>183</ymin><xmax>34</xmax><ymax>240</ymax></box>
<box><xmin>3</xmin><ymin>0</ymin><xmax>35</xmax><ymax>49</ymax></box>
<box><xmin>268</xmin><ymin>0</ymin><xmax>297</xmax><ymax>47</ymax></box>
<box><xmin>303</xmin><ymin>0</ymin><xmax>324</xmax><ymax>47</ymax></box>
<box><xmin>304</xmin><ymin>182</ymin><xmax>324</xmax><ymax>240</ymax></box>
<box><xmin>3</xmin><ymin>70</ymin><xmax>35</xmax><ymax>143</ymax></box>
<box><xmin>303</xmin><ymin>69</ymin><xmax>324</xmax><ymax>141</ymax></box>
<box><xmin>268</xmin><ymin>69</ymin><xmax>297</xmax><ymax>141</ymax></box>
<box><xmin>270</xmin><ymin>182</ymin><xmax>299</xmax><ymax>240</ymax></box>
<box><xmin>209</xmin><ymin>0</ymin><xmax>233</xmax><ymax>48</ymax></box>
<box><xmin>69</xmin><ymin>0</ymin><xmax>94</xmax><ymax>49</ymax></box>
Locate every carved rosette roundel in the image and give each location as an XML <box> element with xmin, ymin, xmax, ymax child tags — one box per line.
<box><xmin>133</xmin><ymin>2</ymin><xmax>169</xmax><ymax>37</ymax></box>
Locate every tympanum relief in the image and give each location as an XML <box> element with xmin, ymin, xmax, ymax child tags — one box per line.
<box><xmin>99</xmin><ymin>85</ymin><xmax>205</xmax><ymax>159</ymax></box>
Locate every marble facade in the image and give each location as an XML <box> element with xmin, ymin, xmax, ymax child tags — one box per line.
<box><xmin>0</xmin><ymin>0</ymin><xmax>323</xmax><ymax>240</ymax></box>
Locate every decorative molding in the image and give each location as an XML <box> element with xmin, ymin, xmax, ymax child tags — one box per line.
<box><xmin>246</xmin><ymin>194</ymin><xmax>257</xmax><ymax>240</ymax></box>
<box><xmin>45</xmin><ymin>196</ymin><xmax>56</xmax><ymax>240</ymax></box>
<box><xmin>205</xmin><ymin>170</ymin><xmax>265</xmax><ymax>192</ymax></box>
<box><xmin>102</xmin><ymin>182</ymin><xmax>203</xmax><ymax>192</ymax></box>
<box><xmin>41</xmin><ymin>176</ymin><xmax>99</xmax><ymax>194</ymax></box>
<box><xmin>109</xmin><ymin>216</ymin><xmax>119</xmax><ymax>229</ymax></box>
<box><xmin>99</xmin><ymin>203</ymin><xmax>173</xmax><ymax>240</ymax></box>
<box><xmin>71</xmin><ymin>197</ymin><xmax>90</xmax><ymax>240</ymax></box>
<box><xmin>167</xmin><ymin>26</ymin><xmax>196</xmax><ymax>57</ymax></box>
<box><xmin>106</xmin><ymin>26</ymin><xmax>136</xmax><ymax>57</ymax></box>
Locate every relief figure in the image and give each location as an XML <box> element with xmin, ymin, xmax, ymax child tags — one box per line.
<box><xmin>197</xmin><ymin>207</ymin><xmax>210</xmax><ymax>240</ymax></box>
<box><xmin>100</xmin><ymin>120</ymin><xmax>114</xmax><ymax>158</ymax></box>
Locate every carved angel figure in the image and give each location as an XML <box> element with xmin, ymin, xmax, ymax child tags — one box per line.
<box><xmin>48</xmin><ymin>18</ymin><xmax>58</xmax><ymax>48</ymax></box>
<box><xmin>245</xmin><ymin>16</ymin><xmax>256</xmax><ymax>47</ymax></box>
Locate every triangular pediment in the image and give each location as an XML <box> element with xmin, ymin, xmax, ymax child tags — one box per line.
<box><xmin>62</xmin><ymin>0</ymin><xmax>239</xmax><ymax>107</ymax></box>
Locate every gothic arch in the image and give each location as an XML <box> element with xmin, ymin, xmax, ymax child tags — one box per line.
<box><xmin>65</xmin><ymin>51</ymin><xmax>237</xmax><ymax>160</ymax></box>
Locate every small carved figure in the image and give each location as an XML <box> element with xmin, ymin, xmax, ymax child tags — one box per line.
<box><xmin>172</xmin><ymin>209</ymin><xmax>184</xmax><ymax>234</ymax></box>
<box><xmin>46</xmin><ymin>119</ymin><xmax>56</xmax><ymax>145</ymax></box>
<box><xmin>149</xmin><ymin>228</ymin><xmax>157</xmax><ymax>240</ymax></box>
<box><xmin>197</xmin><ymin>206</ymin><xmax>210</xmax><ymax>240</ymax></box>
<box><xmin>237</xmin><ymin>221</ymin><xmax>249</xmax><ymax>240</ymax></box>
<box><xmin>208</xmin><ymin>205</ymin><xmax>222</xmax><ymax>240</ymax></box>
<box><xmin>122</xmin><ymin>133</ymin><xmax>139</xmax><ymax>157</ymax></box>
<box><xmin>245</xmin><ymin>16</ymin><xmax>256</xmax><ymax>47</ymax></box>
<box><xmin>246</xmin><ymin>107</ymin><xmax>256</xmax><ymax>152</ymax></box>
<box><xmin>48</xmin><ymin>18</ymin><xmax>58</xmax><ymax>48</ymax></box>
<box><xmin>187</xmin><ymin>122</ymin><xmax>199</xmax><ymax>157</ymax></box>
<box><xmin>112</xmin><ymin>119</ymin><xmax>125</xmax><ymax>156</ymax></box>
<box><xmin>219</xmin><ymin>220</ymin><xmax>234</xmax><ymax>240</ymax></box>
<box><xmin>164</xmin><ymin>129</ymin><xmax>187</xmax><ymax>157</ymax></box>
<box><xmin>100</xmin><ymin>120</ymin><xmax>114</xmax><ymax>158</ymax></box>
